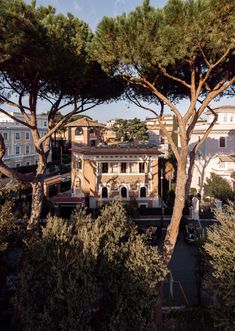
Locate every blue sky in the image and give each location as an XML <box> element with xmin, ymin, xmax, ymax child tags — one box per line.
<box><xmin>24</xmin><ymin>0</ymin><xmax>234</xmax><ymax>123</ymax></box>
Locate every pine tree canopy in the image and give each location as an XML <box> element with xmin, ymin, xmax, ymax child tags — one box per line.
<box><xmin>90</xmin><ymin>0</ymin><xmax>235</xmax><ymax>100</ymax></box>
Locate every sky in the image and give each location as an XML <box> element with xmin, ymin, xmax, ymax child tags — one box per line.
<box><xmin>23</xmin><ymin>0</ymin><xmax>234</xmax><ymax>123</ymax></box>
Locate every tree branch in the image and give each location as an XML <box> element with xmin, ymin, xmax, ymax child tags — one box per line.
<box><xmin>0</xmin><ymin>107</ymin><xmax>32</xmax><ymax>128</ymax></box>
<box><xmin>125</xmin><ymin>92</ymin><xmax>180</xmax><ymax>162</ymax></box>
<box><xmin>0</xmin><ymin>133</ymin><xmax>33</xmax><ymax>183</ymax></box>
<box><xmin>158</xmin><ymin>65</ymin><xmax>191</xmax><ymax>90</ymax></box>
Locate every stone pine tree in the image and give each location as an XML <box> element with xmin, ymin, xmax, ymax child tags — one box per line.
<box><xmin>0</xmin><ymin>0</ymin><xmax>124</xmax><ymax>229</ymax></box>
<box><xmin>15</xmin><ymin>202</ymin><xmax>167</xmax><ymax>330</ymax></box>
<box><xmin>90</xmin><ymin>0</ymin><xmax>235</xmax><ymax>262</ymax></box>
<box><xmin>112</xmin><ymin>118</ymin><xmax>149</xmax><ymax>142</ymax></box>
<box><xmin>203</xmin><ymin>203</ymin><xmax>235</xmax><ymax>330</ymax></box>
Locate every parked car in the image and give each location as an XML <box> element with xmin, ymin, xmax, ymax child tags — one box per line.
<box><xmin>184</xmin><ymin>223</ymin><xmax>198</xmax><ymax>244</ymax></box>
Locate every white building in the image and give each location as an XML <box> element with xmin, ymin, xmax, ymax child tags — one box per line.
<box><xmin>189</xmin><ymin>106</ymin><xmax>235</xmax><ymax>195</ymax></box>
<box><xmin>145</xmin><ymin>115</ymin><xmax>175</xmax><ymax>154</ymax></box>
<box><xmin>0</xmin><ymin>112</ymin><xmax>49</xmax><ymax>168</ymax></box>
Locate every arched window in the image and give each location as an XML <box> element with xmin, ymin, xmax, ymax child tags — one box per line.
<box><xmin>120</xmin><ymin>186</ymin><xmax>127</xmax><ymax>198</ymax></box>
<box><xmin>75</xmin><ymin>127</ymin><xmax>83</xmax><ymax>136</ymax></box>
<box><xmin>102</xmin><ymin>187</ymin><xmax>108</xmax><ymax>198</ymax></box>
<box><xmin>140</xmin><ymin>187</ymin><xmax>147</xmax><ymax>198</ymax></box>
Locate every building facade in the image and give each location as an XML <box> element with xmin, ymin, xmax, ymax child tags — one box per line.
<box><xmin>189</xmin><ymin>106</ymin><xmax>235</xmax><ymax>194</ymax></box>
<box><xmin>70</xmin><ymin>118</ymin><xmax>161</xmax><ymax>208</ymax></box>
<box><xmin>0</xmin><ymin>112</ymin><xmax>49</xmax><ymax>167</ymax></box>
<box><xmin>145</xmin><ymin>115</ymin><xmax>175</xmax><ymax>154</ymax></box>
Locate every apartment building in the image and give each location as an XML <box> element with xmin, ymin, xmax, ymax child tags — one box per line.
<box><xmin>0</xmin><ymin>112</ymin><xmax>49</xmax><ymax>167</ymax></box>
<box><xmin>145</xmin><ymin>114</ymin><xmax>175</xmax><ymax>154</ymax></box>
<box><xmin>70</xmin><ymin>118</ymin><xmax>161</xmax><ymax>209</ymax></box>
<box><xmin>189</xmin><ymin>106</ymin><xmax>235</xmax><ymax>194</ymax></box>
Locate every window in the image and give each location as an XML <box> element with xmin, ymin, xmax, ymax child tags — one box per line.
<box><xmin>26</xmin><ymin>161</ymin><xmax>31</xmax><ymax>166</ymax></box>
<box><xmin>101</xmin><ymin>187</ymin><xmax>108</xmax><ymax>198</ymax></box>
<box><xmin>139</xmin><ymin>162</ymin><xmax>145</xmax><ymax>173</ymax></box>
<box><xmin>5</xmin><ymin>145</ymin><xmax>9</xmax><ymax>156</ymax></box>
<box><xmin>3</xmin><ymin>132</ymin><xmax>8</xmax><ymax>140</ymax></box>
<box><xmin>219</xmin><ymin>161</ymin><xmax>225</xmax><ymax>169</ymax></box>
<box><xmin>230</xmin><ymin>116</ymin><xmax>233</xmax><ymax>122</ymax></box>
<box><xmin>75</xmin><ymin>127</ymin><xmax>83</xmax><ymax>136</ymax></box>
<box><xmin>111</xmin><ymin>162</ymin><xmax>118</xmax><ymax>173</ymax></box>
<box><xmin>25</xmin><ymin>145</ymin><xmax>30</xmax><ymax>154</ymax></box>
<box><xmin>140</xmin><ymin>187</ymin><xmax>147</xmax><ymax>198</ymax></box>
<box><xmin>15</xmin><ymin>163</ymin><xmax>21</xmax><ymax>167</ymax></box>
<box><xmin>25</xmin><ymin>132</ymin><xmax>30</xmax><ymax>140</ymax></box>
<box><xmin>121</xmin><ymin>162</ymin><xmax>127</xmax><ymax>173</ymax></box>
<box><xmin>15</xmin><ymin>132</ymin><xmax>20</xmax><ymax>140</ymax></box>
<box><xmin>76</xmin><ymin>159</ymin><xmax>82</xmax><ymax>170</ymax></box>
<box><xmin>160</xmin><ymin>137</ymin><xmax>165</xmax><ymax>144</ymax></box>
<box><xmin>89</xmin><ymin>127</ymin><xmax>94</xmax><ymax>134</ymax></box>
<box><xmin>101</xmin><ymin>163</ymin><xmax>108</xmax><ymax>173</ymax></box>
<box><xmin>223</xmin><ymin>115</ymin><xmax>227</xmax><ymax>122</ymax></box>
<box><xmin>219</xmin><ymin>137</ymin><xmax>226</xmax><ymax>148</ymax></box>
<box><xmin>15</xmin><ymin>146</ymin><xmax>20</xmax><ymax>155</ymax></box>
<box><xmin>120</xmin><ymin>186</ymin><xmax>127</xmax><ymax>198</ymax></box>
<box><xmin>43</xmin><ymin>121</ymin><xmax>47</xmax><ymax>127</ymax></box>
<box><xmin>90</xmin><ymin>140</ymin><xmax>96</xmax><ymax>146</ymax></box>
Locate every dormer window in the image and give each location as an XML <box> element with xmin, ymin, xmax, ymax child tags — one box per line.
<box><xmin>75</xmin><ymin>127</ymin><xmax>83</xmax><ymax>136</ymax></box>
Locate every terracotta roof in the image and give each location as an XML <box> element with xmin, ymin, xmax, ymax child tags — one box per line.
<box><xmin>66</xmin><ymin>117</ymin><xmax>105</xmax><ymax>128</ymax></box>
<box><xmin>72</xmin><ymin>144</ymin><xmax>161</xmax><ymax>156</ymax></box>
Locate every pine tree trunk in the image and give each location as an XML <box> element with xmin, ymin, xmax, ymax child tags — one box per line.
<box><xmin>163</xmin><ymin>156</ymin><xmax>187</xmax><ymax>264</ymax></box>
<box><xmin>185</xmin><ymin>150</ymin><xmax>195</xmax><ymax>200</ymax></box>
<box><xmin>27</xmin><ymin>180</ymin><xmax>44</xmax><ymax>230</ymax></box>
<box><xmin>27</xmin><ymin>155</ymin><xmax>46</xmax><ymax>230</ymax></box>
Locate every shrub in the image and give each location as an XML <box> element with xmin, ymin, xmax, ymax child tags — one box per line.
<box><xmin>15</xmin><ymin>202</ymin><xmax>168</xmax><ymax>330</ymax></box>
<box><xmin>204</xmin><ymin>173</ymin><xmax>235</xmax><ymax>202</ymax></box>
<box><xmin>203</xmin><ymin>202</ymin><xmax>235</xmax><ymax>330</ymax></box>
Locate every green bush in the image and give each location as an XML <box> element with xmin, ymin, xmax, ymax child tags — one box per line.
<box><xmin>0</xmin><ymin>201</ymin><xmax>15</xmax><ymax>252</ymax></box>
<box><xmin>204</xmin><ymin>173</ymin><xmax>235</xmax><ymax>202</ymax></box>
<box><xmin>203</xmin><ymin>203</ymin><xmax>235</xmax><ymax>330</ymax></box>
<box><xmin>15</xmin><ymin>202</ymin><xmax>168</xmax><ymax>330</ymax></box>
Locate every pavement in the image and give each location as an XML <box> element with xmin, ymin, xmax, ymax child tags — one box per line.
<box><xmin>134</xmin><ymin>217</ymin><xmax>217</xmax><ymax>308</ymax></box>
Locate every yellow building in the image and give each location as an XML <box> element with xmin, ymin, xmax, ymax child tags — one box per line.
<box><xmin>70</xmin><ymin>119</ymin><xmax>161</xmax><ymax>209</ymax></box>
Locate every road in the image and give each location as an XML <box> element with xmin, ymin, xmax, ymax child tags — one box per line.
<box><xmin>135</xmin><ymin>218</ymin><xmax>217</xmax><ymax>307</ymax></box>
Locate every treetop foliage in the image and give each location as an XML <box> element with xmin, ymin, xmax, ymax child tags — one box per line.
<box><xmin>204</xmin><ymin>173</ymin><xmax>235</xmax><ymax>202</ymax></box>
<box><xmin>0</xmin><ymin>0</ymin><xmax>124</xmax><ymax>103</ymax></box>
<box><xmin>91</xmin><ymin>0</ymin><xmax>235</xmax><ymax>100</ymax></box>
<box><xmin>203</xmin><ymin>202</ymin><xmax>235</xmax><ymax>330</ymax></box>
<box><xmin>112</xmin><ymin>118</ymin><xmax>149</xmax><ymax>142</ymax></box>
<box><xmin>16</xmin><ymin>201</ymin><xmax>168</xmax><ymax>330</ymax></box>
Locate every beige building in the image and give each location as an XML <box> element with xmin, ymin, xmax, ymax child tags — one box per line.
<box><xmin>66</xmin><ymin>117</ymin><xmax>105</xmax><ymax>147</ymax></box>
<box><xmin>70</xmin><ymin>118</ymin><xmax>161</xmax><ymax>209</ymax></box>
<box><xmin>0</xmin><ymin>112</ymin><xmax>49</xmax><ymax>167</ymax></box>
<box><xmin>145</xmin><ymin>115</ymin><xmax>175</xmax><ymax>154</ymax></box>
